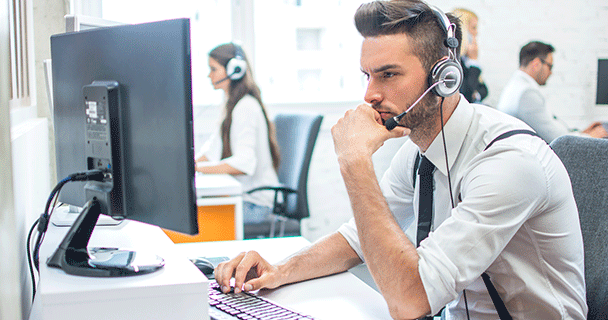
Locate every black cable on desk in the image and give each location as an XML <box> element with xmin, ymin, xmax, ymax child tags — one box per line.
<box><xmin>28</xmin><ymin>169</ymin><xmax>106</xmax><ymax>302</ymax></box>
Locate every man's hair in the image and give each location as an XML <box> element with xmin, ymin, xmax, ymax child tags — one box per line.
<box><xmin>519</xmin><ymin>41</ymin><xmax>555</xmax><ymax>67</ymax></box>
<box><xmin>354</xmin><ymin>0</ymin><xmax>462</xmax><ymax>73</ymax></box>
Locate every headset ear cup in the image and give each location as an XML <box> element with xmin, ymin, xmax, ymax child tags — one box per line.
<box><xmin>226</xmin><ymin>57</ymin><xmax>247</xmax><ymax>81</ymax></box>
<box><xmin>429</xmin><ymin>59</ymin><xmax>463</xmax><ymax>97</ymax></box>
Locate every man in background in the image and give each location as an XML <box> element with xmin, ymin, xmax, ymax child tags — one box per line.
<box><xmin>497</xmin><ymin>40</ymin><xmax>607</xmax><ymax>143</ymax></box>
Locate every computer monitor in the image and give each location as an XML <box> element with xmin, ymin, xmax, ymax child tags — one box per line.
<box><xmin>596</xmin><ymin>59</ymin><xmax>608</xmax><ymax>105</ymax></box>
<box><xmin>48</xmin><ymin>18</ymin><xmax>197</xmax><ymax>277</ymax></box>
<box><xmin>43</xmin><ymin>15</ymin><xmax>124</xmax><ymax>116</ymax></box>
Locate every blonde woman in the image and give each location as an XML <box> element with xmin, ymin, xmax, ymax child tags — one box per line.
<box><xmin>453</xmin><ymin>8</ymin><xmax>488</xmax><ymax>103</ymax></box>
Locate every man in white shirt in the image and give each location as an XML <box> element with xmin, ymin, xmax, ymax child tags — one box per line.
<box><xmin>214</xmin><ymin>1</ymin><xmax>587</xmax><ymax>319</ymax></box>
<box><xmin>497</xmin><ymin>41</ymin><xmax>607</xmax><ymax>143</ymax></box>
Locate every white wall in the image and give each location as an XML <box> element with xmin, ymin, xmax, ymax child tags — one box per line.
<box><xmin>1</xmin><ymin>1</ymin><xmax>66</xmax><ymax>319</ymax></box>
<box><xmin>10</xmin><ymin>118</ymin><xmax>50</xmax><ymax>318</ymax></box>
<box><xmin>0</xmin><ymin>0</ymin><xmax>24</xmax><ymax>315</ymax></box>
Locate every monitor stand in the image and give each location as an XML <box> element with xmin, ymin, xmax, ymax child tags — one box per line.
<box><xmin>47</xmin><ymin>197</ymin><xmax>165</xmax><ymax>277</ymax></box>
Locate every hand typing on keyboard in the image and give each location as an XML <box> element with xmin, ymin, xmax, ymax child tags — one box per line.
<box><xmin>214</xmin><ymin>251</ymin><xmax>283</xmax><ymax>294</ymax></box>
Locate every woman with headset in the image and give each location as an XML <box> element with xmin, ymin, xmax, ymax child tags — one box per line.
<box><xmin>196</xmin><ymin>43</ymin><xmax>280</xmax><ymax>225</ymax></box>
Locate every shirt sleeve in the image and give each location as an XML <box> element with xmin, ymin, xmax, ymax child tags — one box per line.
<box><xmin>417</xmin><ymin>143</ymin><xmax>549</xmax><ymax>314</ymax></box>
<box><xmin>517</xmin><ymin>89</ymin><xmax>569</xmax><ymax>143</ymax></box>
<box><xmin>337</xmin><ymin>218</ymin><xmax>363</xmax><ymax>260</ymax></box>
<box><xmin>220</xmin><ymin>97</ymin><xmax>262</xmax><ymax>175</ymax></box>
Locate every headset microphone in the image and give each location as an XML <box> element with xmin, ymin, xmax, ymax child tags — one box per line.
<box><xmin>384</xmin><ymin>78</ymin><xmax>455</xmax><ymax>130</ymax></box>
<box><xmin>214</xmin><ymin>76</ymin><xmax>230</xmax><ymax>85</ymax></box>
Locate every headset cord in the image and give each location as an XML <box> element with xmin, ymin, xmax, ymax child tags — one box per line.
<box><xmin>439</xmin><ymin>97</ymin><xmax>471</xmax><ymax>320</ymax></box>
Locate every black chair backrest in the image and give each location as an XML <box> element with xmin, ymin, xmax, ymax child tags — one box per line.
<box><xmin>274</xmin><ymin>113</ymin><xmax>323</xmax><ymax>220</ymax></box>
<box><xmin>550</xmin><ymin>135</ymin><xmax>608</xmax><ymax>320</ymax></box>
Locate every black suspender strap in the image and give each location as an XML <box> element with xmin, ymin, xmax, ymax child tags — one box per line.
<box><xmin>482</xmin><ymin>273</ymin><xmax>513</xmax><ymax>320</ymax></box>
<box><xmin>410</xmin><ymin>129</ymin><xmax>541</xmax><ymax>319</ymax></box>
<box><xmin>480</xmin><ymin>129</ymin><xmax>541</xmax><ymax>320</ymax></box>
<box><xmin>484</xmin><ymin>129</ymin><xmax>540</xmax><ymax>151</ymax></box>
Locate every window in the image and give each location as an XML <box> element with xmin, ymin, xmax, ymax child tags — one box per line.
<box><xmin>253</xmin><ymin>0</ymin><xmax>366</xmax><ymax>103</ymax></box>
<box><xmin>8</xmin><ymin>0</ymin><xmax>35</xmax><ymax>109</ymax></box>
<box><xmin>99</xmin><ymin>0</ymin><xmax>232</xmax><ymax>107</ymax></box>
<box><xmin>89</xmin><ymin>0</ymin><xmax>367</xmax><ymax>105</ymax></box>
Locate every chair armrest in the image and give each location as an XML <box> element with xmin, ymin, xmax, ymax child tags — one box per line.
<box><xmin>246</xmin><ymin>186</ymin><xmax>297</xmax><ymax>194</ymax></box>
<box><xmin>245</xmin><ymin>185</ymin><xmax>297</xmax><ymax>217</ymax></box>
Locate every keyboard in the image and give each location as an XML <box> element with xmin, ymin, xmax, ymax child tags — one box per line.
<box><xmin>208</xmin><ymin>281</ymin><xmax>315</xmax><ymax>320</ymax></box>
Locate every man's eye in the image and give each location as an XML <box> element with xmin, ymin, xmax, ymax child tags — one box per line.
<box><xmin>383</xmin><ymin>72</ymin><xmax>395</xmax><ymax>78</ymax></box>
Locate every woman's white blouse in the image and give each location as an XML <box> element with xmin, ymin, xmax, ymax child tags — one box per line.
<box><xmin>199</xmin><ymin>95</ymin><xmax>278</xmax><ymax>208</ymax></box>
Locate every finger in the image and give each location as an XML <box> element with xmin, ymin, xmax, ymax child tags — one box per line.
<box><xmin>215</xmin><ymin>252</ymin><xmax>245</xmax><ymax>293</ymax></box>
<box><xmin>388</xmin><ymin>126</ymin><xmax>410</xmax><ymax>138</ymax></box>
<box><xmin>233</xmin><ymin>251</ymin><xmax>262</xmax><ymax>293</ymax></box>
<box><xmin>371</xmin><ymin>108</ymin><xmax>383</xmax><ymax>125</ymax></box>
<box><xmin>244</xmin><ymin>272</ymin><xmax>271</xmax><ymax>292</ymax></box>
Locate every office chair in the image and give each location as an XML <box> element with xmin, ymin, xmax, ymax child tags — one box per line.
<box><xmin>244</xmin><ymin>113</ymin><xmax>323</xmax><ymax>238</ymax></box>
<box><xmin>550</xmin><ymin>135</ymin><xmax>608</xmax><ymax>320</ymax></box>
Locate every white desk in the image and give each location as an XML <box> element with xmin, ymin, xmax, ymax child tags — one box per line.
<box><xmin>29</xmin><ymin>217</ymin><xmax>208</xmax><ymax>320</ymax></box>
<box><xmin>196</xmin><ymin>173</ymin><xmax>242</xmax><ymax>198</ymax></box>
<box><xmin>177</xmin><ymin>237</ymin><xmax>393</xmax><ymax>320</ymax></box>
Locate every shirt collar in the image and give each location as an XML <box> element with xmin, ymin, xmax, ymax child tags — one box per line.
<box><xmin>516</xmin><ymin>69</ymin><xmax>540</xmax><ymax>90</ymax></box>
<box><xmin>422</xmin><ymin>94</ymin><xmax>473</xmax><ymax>177</ymax></box>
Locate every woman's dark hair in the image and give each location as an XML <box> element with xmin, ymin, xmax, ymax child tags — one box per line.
<box><xmin>209</xmin><ymin>43</ymin><xmax>280</xmax><ymax>171</ymax></box>
<box><xmin>519</xmin><ymin>41</ymin><xmax>555</xmax><ymax>67</ymax></box>
<box><xmin>354</xmin><ymin>0</ymin><xmax>462</xmax><ymax>73</ymax></box>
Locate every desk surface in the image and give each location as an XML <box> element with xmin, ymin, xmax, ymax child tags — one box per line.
<box><xmin>31</xmin><ymin>218</ymin><xmax>208</xmax><ymax>320</ymax></box>
<box><xmin>177</xmin><ymin>237</ymin><xmax>392</xmax><ymax>320</ymax></box>
<box><xmin>196</xmin><ymin>173</ymin><xmax>242</xmax><ymax>197</ymax></box>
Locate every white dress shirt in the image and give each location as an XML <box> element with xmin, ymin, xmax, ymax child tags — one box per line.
<box><xmin>338</xmin><ymin>95</ymin><xmax>587</xmax><ymax>319</ymax></box>
<box><xmin>497</xmin><ymin>70</ymin><xmax>570</xmax><ymax>143</ymax></box>
<box><xmin>199</xmin><ymin>95</ymin><xmax>278</xmax><ymax>208</ymax></box>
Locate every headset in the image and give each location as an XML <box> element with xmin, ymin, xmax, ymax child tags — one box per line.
<box><xmin>214</xmin><ymin>43</ymin><xmax>248</xmax><ymax>85</ymax></box>
<box><xmin>428</xmin><ymin>6</ymin><xmax>463</xmax><ymax>98</ymax></box>
<box><xmin>384</xmin><ymin>6</ymin><xmax>463</xmax><ymax>130</ymax></box>
<box><xmin>225</xmin><ymin>43</ymin><xmax>247</xmax><ymax>81</ymax></box>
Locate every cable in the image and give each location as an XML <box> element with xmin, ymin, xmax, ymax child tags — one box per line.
<box><xmin>27</xmin><ymin>169</ymin><xmax>107</xmax><ymax>302</ymax></box>
<box><xmin>439</xmin><ymin>97</ymin><xmax>455</xmax><ymax>209</ymax></box>
<box><xmin>26</xmin><ymin>219</ymin><xmax>39</xmax><ymax>301</ymax></box>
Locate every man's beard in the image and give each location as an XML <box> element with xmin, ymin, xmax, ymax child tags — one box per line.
<box><xmin>401</xmin><ymin>93</ymin><xmax>441</xmax><ymax>130</ymax></box>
